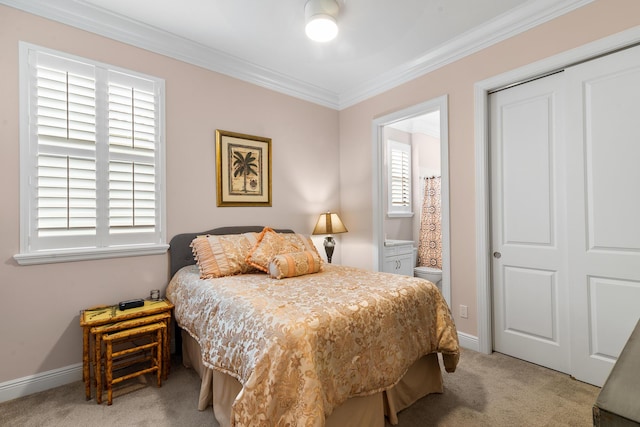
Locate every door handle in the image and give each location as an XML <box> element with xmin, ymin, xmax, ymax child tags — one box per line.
<box><xmin>493</xmin><ymin>251</ymin><xmax>502</xmax><ymax>259</ymax></box>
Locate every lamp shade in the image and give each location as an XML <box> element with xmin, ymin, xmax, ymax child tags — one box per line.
<box><xmin>305</xmin><ymin>0</ymin><xmax>339</xmax><ymax>42</ymax></box>
<box><xmin>312</xmin><ymin>212</ymin><xmax>348</xmax><ymax>235</ymax></box>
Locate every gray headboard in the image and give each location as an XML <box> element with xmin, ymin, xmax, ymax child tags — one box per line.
<box><xmin>168</xmin><ymin>226</ymin><xmax>294</xmax><ymax>277</ymax></box>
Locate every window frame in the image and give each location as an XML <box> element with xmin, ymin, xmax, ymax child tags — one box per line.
<box><xmin>15</xmin><ymin>42</ymin><xmax>168</xmax><ymax>265</ymax></box>
<box><xmin>386</xmin><ymin>139</ymin><xmax>413</xmax><ymax>218</ymax></box>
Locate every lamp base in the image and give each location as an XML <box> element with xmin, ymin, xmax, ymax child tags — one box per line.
<box><xmin>323</xmin><ymin>236</ymin><xmax>335</xmax><ymax>263</ymax></box>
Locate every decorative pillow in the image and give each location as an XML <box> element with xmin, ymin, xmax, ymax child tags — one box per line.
<box><xmin>246</xmin><ymin>227</ymin><xmax>300</xmax><ymax>272</ymax></box>
<box><xmin>268</xmin><ymin>250</ymin><xmax>322</xmax><ymax>279</ymax></box>
<box><xmin>280</xmin><ymin>233</ymin><xmax>323</xmax><ymax>260</ymax></box>
<box><xmin>191</xmin><ymin>233</ymin><xmax>258</xmax><ymax>279</ymax></box>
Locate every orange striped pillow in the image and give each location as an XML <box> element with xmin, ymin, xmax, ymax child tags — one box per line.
<box><xmin>268</xmin><ymin>250</ymin><xmax>322</xmax><ymax>279</ymax></box>
<box><xmin>191</xmin><ymin>233</ymin><xmax>258</xmax><ymax>279</ymax></box>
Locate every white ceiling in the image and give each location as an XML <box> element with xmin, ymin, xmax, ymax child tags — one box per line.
<box><xmin>388</xmin><ymin>111</ymin><xmax>441</xmax><ymax>138</ymax></box>
<box><xmin>3</xmin><ymin>0</ymin><xmax>591</xmax><ymax>109</ymax></box>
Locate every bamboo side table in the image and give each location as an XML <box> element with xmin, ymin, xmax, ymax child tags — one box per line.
<box><xmin>103</xmin><ymin>322</ymin><xmax>165</xmax><ymax>405</ymax></box>
<box><xmin>80</xmin><ymin>299</ymin><xmax>174</xmax><ymax>401</ymax></box>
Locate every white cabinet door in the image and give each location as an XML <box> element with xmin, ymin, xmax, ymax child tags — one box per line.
<box><xmin>383</xmin><ymin>254</ymin><xmax>414</xmax><ymax>276</ymax></box>
<box><xmin>383</xmin><ymin>256</ymin><xmax>400</xmax><ymax>274</ymax></box>
<box><xmin>395</xmin><ymin>254</ymin><xmax>413</xmax><ymax>276</ymax></box>
<box><xmin>383</xmin><ymin>244</ymin><xmax>414</xmax><ymax>276</ymax></box>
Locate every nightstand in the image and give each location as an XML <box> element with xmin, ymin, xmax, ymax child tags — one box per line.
<box><xmin>80</xmin><ymin>299</ymin><xmax>174</xmax><ymax>402</ymax></box>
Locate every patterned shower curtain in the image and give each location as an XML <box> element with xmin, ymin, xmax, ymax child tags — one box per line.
<box><xmin>417</xmin><ymin>176</ymin><xmax>442</xmax><ymax>269</ymax></box>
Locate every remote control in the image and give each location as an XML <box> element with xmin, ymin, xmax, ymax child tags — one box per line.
<box><xmin>118</xmin><ymin>298</ymin><xmax>145</xmax><ymax>311</ymax></box>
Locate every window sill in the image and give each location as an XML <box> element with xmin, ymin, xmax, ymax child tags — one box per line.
<box><xmin>14</xmin><ymin>244</ymin><xmax>169</xmax><ymax>265</ymax></box>
<box><xmin>387</xmin><ymin>212</ymin><xmax>414</xmax><ymax>218</ymax></box>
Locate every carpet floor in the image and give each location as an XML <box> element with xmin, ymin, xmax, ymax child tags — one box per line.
<box><xmin>0</xmin><ymin>348</ymin><xmax>600</xmax><ymax>426</ymax></box>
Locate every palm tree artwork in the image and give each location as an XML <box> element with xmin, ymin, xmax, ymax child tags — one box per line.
<box><xmin>232</xmin><ymin>149</ymin><xmax>260</xmax><ymax>194</ymax></box>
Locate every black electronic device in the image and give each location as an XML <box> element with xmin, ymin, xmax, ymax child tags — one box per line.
<box><xmin>118</xmin><ymin>298</ymin><xmax>145</xmax><ymax>311</ymax></box>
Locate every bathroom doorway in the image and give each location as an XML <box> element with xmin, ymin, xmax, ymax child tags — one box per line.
<box><xmin>372</xmin><ymin>96</ymin><xmax>451</xmax><ymax>306</ymax></box>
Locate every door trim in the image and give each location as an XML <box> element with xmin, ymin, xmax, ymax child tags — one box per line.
<box><xmin>372</xmin><ymin>95</ymin><xmax>451</xmax><ymax>306</ymax></box>
<box><xmin>474</xmin><ymin>26</ymin><xmax>640</xmax><ymax>354</ymax></box>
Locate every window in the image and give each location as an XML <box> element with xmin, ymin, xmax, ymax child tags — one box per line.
<box><xmin>387</xmin><ymin>140</ymin><xmax>412</xmax><ymax>217</ymax></box>
<box><xmin>15</xmin><ymin>43</ymin><xmax>167</xmax><ymax>265</ymax></box>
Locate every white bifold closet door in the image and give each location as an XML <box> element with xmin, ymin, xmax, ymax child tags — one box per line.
<box><xmin>565</xmin><ymin>44</ymin><xmax>640</xmax><ymax>386</ymax></box>
<box><xmin>490</xmin><ymin>72</ymin><xmax>570</xmax><ymax>375</ymax></box>
<box><xmin>490</xmin><ymin>44</ymin><xmax>640</xmax><ymax>386</ymax></box>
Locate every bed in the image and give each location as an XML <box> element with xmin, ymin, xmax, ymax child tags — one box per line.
<box><xmin>166</xmin><ymin>226</ymin><xmax>459</xmax><ymax>427</ymax></box>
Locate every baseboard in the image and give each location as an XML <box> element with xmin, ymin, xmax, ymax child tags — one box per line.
<box><xmin>0</xmin><ymin>363</ymin><xmax>82</xmax><ymax>404</ymax></box>
<box><xmin>458</xmin><ymin>331</ymin><xmax>480</xmax><ymax>352</ymax></box>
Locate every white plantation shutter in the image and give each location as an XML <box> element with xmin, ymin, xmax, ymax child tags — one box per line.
<box><xmin>108</xmin><ymin>74</ymin><xmax>158</xmax><ymax>240</ymax></box>
<box><xmin>33</xmin><ymin>52</ymin><xmax>98</xmax><ymax>249</ymax></box>
<box><xmin>37</xmin><ymin>156</ymin><xmax>97</xmax><ymax>236</ymax></box>
<box><xmin>387</xmin><ymin>140</ymin><xmax>412</xmax><ymax>216</ymax></box>
<box><xmin>17</xmin><ymin>44</ymin><xmax>166</xmax><ymax>264</ymax></box>
<box><xmin>390</xmin><ymin>149</ymin><xmax>410</xmax><ymax>206</ymax></box>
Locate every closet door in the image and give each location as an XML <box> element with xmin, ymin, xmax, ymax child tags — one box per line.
<box><xmin>490</xmin><ymin>72</ymin><xmax>571</xmax><ymax>373</ymax></box>
<box><xmin>565</xmin><ymin>44</ymin><xmax>640</xmax><ymax>386</ymax></box>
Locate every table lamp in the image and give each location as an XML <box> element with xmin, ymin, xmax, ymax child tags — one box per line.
<box><xmin>312</xmin><ymin>212</ymin><xmax>348</xmax><ymax>263</ymax></box>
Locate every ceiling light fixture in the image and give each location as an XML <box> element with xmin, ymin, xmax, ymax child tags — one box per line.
<box><xmin>305</xmin><ymin>0</ymin><xmax>339</xmax><ymax>42</ymax></box>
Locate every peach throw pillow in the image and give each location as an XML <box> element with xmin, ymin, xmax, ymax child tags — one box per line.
<box><xmin>280</xmin><ymin>233</ymin><xmax>323</xmax><ymax>260</ymax></box>
<box><xmin>268</xmin><ymin>251</ymin><xmax>322</xmax><ymax>279</ymax></box>
<box><xmin>246</xmin><ymin>227</ymin><xmax>300</xmax><ymax>272</ymax></box>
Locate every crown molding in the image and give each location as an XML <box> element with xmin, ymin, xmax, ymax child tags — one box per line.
<box><xmin>338</xmin><ymin>0</ymin><xmax>594</xmax><ymax>109</ymax></box>
<box><xmin>1</xmin><ymin>0</ymin><xmax>341</xmax><ymax>109</ymax></box>
<box><xmin>2</xmin><ymin>0</ymin><xmax>592</xmax><ymax>111</ymax></box>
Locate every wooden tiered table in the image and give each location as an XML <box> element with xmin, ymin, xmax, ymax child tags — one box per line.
<box><xmin>103</xmin><ymin>322</ymin><xmax>165</xmax><ymax>405</ymax></box>
<box><xmin>80</xmin><ymin>299</ymin><xmax>174</xmax><ymax>402</ymax></box>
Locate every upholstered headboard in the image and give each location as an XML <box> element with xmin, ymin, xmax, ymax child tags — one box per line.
<box><xmin>168</xmin><ymin>226</ymin><xmax>294</xmax><ymax>278</ymax></box>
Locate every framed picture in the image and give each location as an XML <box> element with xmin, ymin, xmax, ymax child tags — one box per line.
<box><xmin>215</xmin><ymin>129</ymin><xmax>272</xmax><ymax>207</ymax></box>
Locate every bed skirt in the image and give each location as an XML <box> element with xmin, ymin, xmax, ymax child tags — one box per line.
<box><xmin>181</xmin><ymin>330</ymin><xmax>443</xmax><ymax>426</ymax></box>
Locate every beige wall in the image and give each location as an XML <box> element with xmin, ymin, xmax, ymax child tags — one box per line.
<box><xmin>338</xmin><ymin>0</ymin><xmax>640</xmax><ymax>337</ymax></box>
<box><xmin>0</xmin><ymin>6</ymin><xmax>339</xmax><ymax>383</ymax></box>
<box><xmin>2</xmin><ymin>0</ymin><xmax>640</xmax><ymax>389</ymax></box>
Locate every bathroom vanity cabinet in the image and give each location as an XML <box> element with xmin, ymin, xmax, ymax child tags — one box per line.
<box><xmin>383</xmin><ymin>240</ymin><xmax>414</xmax><ymax>276</ymax></box>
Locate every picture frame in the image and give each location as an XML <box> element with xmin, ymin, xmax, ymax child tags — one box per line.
<box><xmin>215</xmin><ymin>129</ymin><xmax>272</xmax><ymax>207</ymax></box>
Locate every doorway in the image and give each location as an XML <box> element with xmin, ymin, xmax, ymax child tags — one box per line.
<box><xmin>372</xmin><ymin>96</ymin><xmax>451</xmax><ymax>306</ymax></box>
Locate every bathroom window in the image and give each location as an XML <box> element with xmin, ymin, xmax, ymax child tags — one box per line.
<box><xmin>15</xmin><ymin>43</ymin><xmax>167</xmax><ymax>265</ymax></box>
<box><xmin>387</xmin><ymin>140</ymin><xmax>412</xmax><ymax>217</ymax></box>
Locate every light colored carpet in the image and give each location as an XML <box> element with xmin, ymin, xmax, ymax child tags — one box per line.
<box><xmin>0</xmin><ymin>349</ymin><xmax>599</xmax><ymax>426</ymax></box>
<box><xmin>392</xmin><ymin>349</ymin><xmax>599</xmax><ymax>426</ymax></box>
